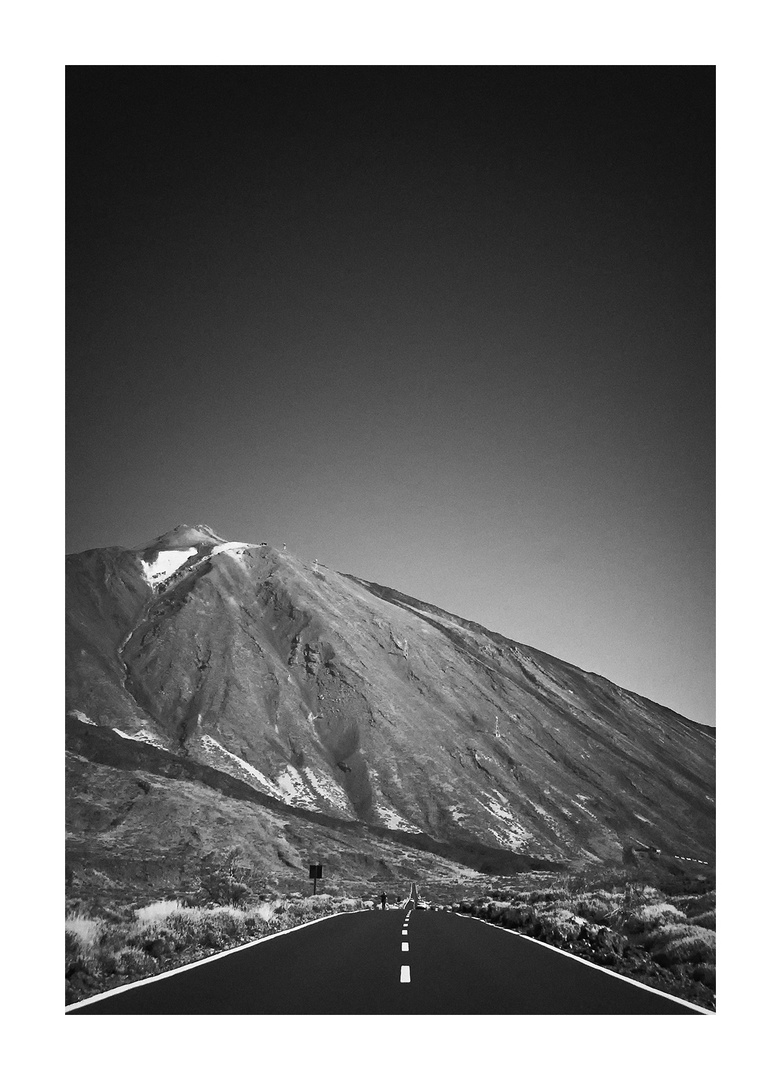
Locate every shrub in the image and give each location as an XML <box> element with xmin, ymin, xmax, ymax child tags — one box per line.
<box><xmin>689</xmin><ymin>910</ymin><xmax>715</xmax><ymax>930</ymax></box>
<box><xmin>676</xmin><ymin>891</ymin><xmax>716</xmax><ymax>918</ymax></box>
<box><xmin>254</xmin><ymin>900</ymin><xmax>279</xmax><ymax>924</ymax></box>
<box><xmin>135</xmin><ymin>899</ymin><xmax>184</xmax><ymax>924</ymax></box>
<box><xmin>501</xmin><ymin>905</ymin><xmax>534</xmax><ymax>930</ymax></box>
<box><xmin>692</xmin><ymin>963</ymin><xmax>716</xmax><ymax>989</ymax></box>
<box><xmin>166</xmin><ymin>911</ymin><xmax>205</xmax><ymax>949</ymax></box>
<box><xmin>65</xmin><ymin>917</ymin><xmax>102</xmax><ymax>950</ymax></box>
<box><xmin>574</xmin><ymin>897</ymin><xmax>613</xmax><ymax>925</ymax></box>
<box><xmin>116</xmin><ymin>947</ymin><xmax>158</xmax><ymax>978</ymax></box>
<box><xmin>65</xmin><ymin>931</ymin><xmax>88</xmax><ymax>978</ymax></box>
<box><xmin>528</xmin><ymin>889</ymin><xmax>568</xmax><ymax>904</ymax></box>
<box><xmin>485</xmin><ymin>901</ymin><xmax>511</xmax><ymax>921</ymax></box>
<box><xmin>197</xmin><ymin>849</ymin><xmax>253</xmax><ymax>906</ymax></box>
<box><xmin>646</xmin><ymin>925</ymin><xmax>716</xmax><ymax>967</ymax></box>
<box><xmin>95</xmin><ymin>947</ymin><xmax>119</xmax><ymax>975</ymax></box>
<box><xmin>537</xmin><ymin>910</ymin><xmax>584</xmax><ymax>943</ymax></box>
<box><xmin>621</xmin><ymin>903</ymin><xmax>687</xmax><ymax>934</ymax></box>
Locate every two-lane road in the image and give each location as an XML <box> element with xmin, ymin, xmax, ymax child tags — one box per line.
<box><xmin>68</xmin><ymin>910</ymin><xmax>706</xmax><ymax>1014</ymax></box>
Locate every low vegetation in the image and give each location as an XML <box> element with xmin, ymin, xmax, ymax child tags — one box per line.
<box><xmin>65</xmin><ymin>846</ymin><xmax>384</xmax><ymax>1005</ymax></box>
<box><xmin>66</xmin><ymin>891</ymin><xmax>368</xmax><ymax>1005</ymax></box>
<box><xmin>439</xmin><ymin>864</ymin><xmax>715</xmax><ymax>1011</ymax></box>
<box><xmin>66</xmin><ymin>854</ymin><xmax>715</xmax><ymax>1012</ymax></box>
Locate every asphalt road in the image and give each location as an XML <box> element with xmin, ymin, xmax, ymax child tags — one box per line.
<box><xmin>69</xmin><ymin>910</ymin><xmax>703</xmax><ymax>1014</ymax></box>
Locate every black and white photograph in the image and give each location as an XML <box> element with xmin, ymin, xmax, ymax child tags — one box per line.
<box><xmin>62</xmin><ymin>60</ymin><xmax>719</xmax><ymax>1024</ymax></box>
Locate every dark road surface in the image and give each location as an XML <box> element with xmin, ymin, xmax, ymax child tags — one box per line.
<box><xmin>69</xmin><ymin>910</ymin><xmax>705</xmax><ymax>1014</ymax></box>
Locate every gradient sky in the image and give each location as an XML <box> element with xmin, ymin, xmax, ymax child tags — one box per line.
<box><xmin>66</xmin><ymin>66</ymin><xmax>714</xmax><ymax>725</ymax></box>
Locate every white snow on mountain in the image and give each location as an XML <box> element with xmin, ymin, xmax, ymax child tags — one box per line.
<box><xmin>275</xmin><ymin>765</ymin><xmax>320</xmax><ymax>810</ymax></box>
<box><xmin>374</xmin><ymin>805</ymin><xmax>418</xmax><ymax>833</ymax></box>
<box><xmin>199</xmin><ymin>735</ymin><xmax>281</xmax><ymax>798</ymax></box>
<box><xmin>199</xmin><ymin>736</ymin><xmax>349</xmax><ymax>814</ymax></box>
<box><xmin>302</xmin><ymin>767</ymin><xmax>351</xmax><ymax>813</ymax></box>
<box><xmin>476</xmin><ymin>795</ymin><xmax>532</xmax><ymax>848</ymax></box>
<box><xmin>71</xmin><ymin>710</ymin><xmax>96</xmax><ymax>726</ymax></box>
<box><xmin>140</xmin><ymin>548</ymin><xmax>197</xmax><ymax>586</ymax></box>
<box><xmin>111</xmin><ymin>727</ymin><xmax>167</xmax><ymax>748</ymax></box>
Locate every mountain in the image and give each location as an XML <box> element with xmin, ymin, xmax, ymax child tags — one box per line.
<box><xmin>66</xmin><ymin>525</ymin><xmax>715</xmax><ymax>900</ymax></box>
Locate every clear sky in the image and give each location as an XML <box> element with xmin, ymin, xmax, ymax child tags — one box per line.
<box><xmin>66</xmin><ymin>66</ymin><xmax>714</xmax><ymax>725</ymax></box>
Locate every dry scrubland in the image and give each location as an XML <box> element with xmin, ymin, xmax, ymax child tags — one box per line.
<box><xmin>451</xmin><ymin>886</ymin><xmax>715</xmax><ymax>1012</ymax></box>
<box><xmin>66</xmin><ymin>893</ymin><xmax>366</xmax><ymax>1005</ymax></box>
<box><xmin>66</xmin><ymin>858</ymin><xmax>714</xmax><ymax>1011</ymax></box>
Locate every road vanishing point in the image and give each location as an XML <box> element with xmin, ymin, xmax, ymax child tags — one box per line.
<box><xmin>67</xmin><ymin>909</ymin><xmax>708</xmax><ymax>1015</ymax></box>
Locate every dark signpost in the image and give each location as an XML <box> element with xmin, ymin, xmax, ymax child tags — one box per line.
<box><xmin>309</xmin><ymin>863</ymin><xmax>323</xmax><ymax>895</ymax></box>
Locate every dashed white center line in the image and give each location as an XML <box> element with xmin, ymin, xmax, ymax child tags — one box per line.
<box><xmin>402</xmin><ymin>929</ymin><xmax>408</xmax><ymax>934</ymax></box>
<box><xmin>400</xmin><ymin>965</ymin><xmax>411</xmax><ymax>983</ymax></box>
<box><xmin>402</xmin><ymin>942</ymin><xmax>409</xmax><ymax>952</ymax></box>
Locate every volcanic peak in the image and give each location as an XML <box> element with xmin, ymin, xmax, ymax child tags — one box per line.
<box><xmin>135</xmin><ymin>523</ymin><xmax>227</xmax><ymax>555</ymax></box>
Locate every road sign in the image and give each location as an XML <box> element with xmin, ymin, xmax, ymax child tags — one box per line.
<box><xmin>309</xmin><ymin>863</ymin><xmax>323</xmax><ymax>894</ymax></box>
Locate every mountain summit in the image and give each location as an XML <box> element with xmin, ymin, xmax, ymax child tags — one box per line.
<box><xmin>66</xmin><ymin>526</ymin><xmax>714</xmax><ymax>894</ymax></box>
<box><xmin>135</xmin><ymin>523</ymin><xmax>229</xmax><ymax>553</ymax></box>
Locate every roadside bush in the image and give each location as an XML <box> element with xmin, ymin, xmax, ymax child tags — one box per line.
<box><xmin>574</xmin><ymin>897</ymin><xmax>613</xmax><ymax>925</ymax></box>
<box><xmin>692</xmin><ymin>963</ymin><xmax>716</xmax><ymax>989</ymax></box>
<box><xmin>65</xmin><ymin>931</ymin><xmax>87</xmax><ymax>978</ymax></box>
<box><xmin>620</xmin><ymin>903</ymin><xmax>687</xmax><ymax>934</ymax></box>
<box><xmin>646</xmin><ymin>924</ymin><xmax>716</xmax><ymax>967</ymax></box>
<box><xmin>197</xmin><ymin>849</ymin><xmax>253</xmax><ymax>907</ymax></box>
<box><xmin>500</xmin><ymin>905</ymin><xmax>534</xmax><ymax>930</ymax></box>
<box><xmin>166</xmin><ymin>910</ymin><xmax>205</xmax><ymax>949</ymax></box>
<box><xmin>254</xmin><ymin>900</ymin><xmax>279</xmax><ymax>924</ymax></box>
<box><xmin>485</xmin><ymin>901</ymin><xmax>512</xmax><ymax>922</ymax></box>
<box><xmin>67</xmin><ymin>892</ymin><xmax>370</xmax><ymax>1006</ymax></box>
<box><xmin>537</xmin><ymin>910</ymin><xmax>584</xmax><ymax>943</ymax></box>
<box><xmin>135</xmin><ymin>899</ymin><xmax>184</xmax><ymax>923</ymax></box>
<box><xmin>527</xmin><ymin>889</ymin><xmax>569</xmax><ymax>904</ymax></box>
<box><xmin>115</xmin><ymin>946</ymin><xmax>158</xmax><ymax>978</ymax></box>
<box><xmin>675</xmin><ymin>891</ymin><xmax>716</xmax><ymax>918</ymax></box>
<box><xmin>65</xmin><ymin>917</ymin><xmax>102</xmax><ymax>950</ymax></box>
<box><xmin>689</xmin><ymin>910</ymin><xmax>715</xmax><ymax>930</ymax></box>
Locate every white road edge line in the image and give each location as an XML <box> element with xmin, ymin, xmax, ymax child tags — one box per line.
<box><xmin>400</xmin><ymin>965</ymin><xmax>411</xmax><ymax>983</ymax></box>
<box><xmin>65</xmin><ymin>908</ymin><xmax>371</xmax><ymax>1013</ymax></box>
<box><xmin>453</xmin><ymin>914</ymin><xmax>713</xmax><ymax>1014</ymax></box>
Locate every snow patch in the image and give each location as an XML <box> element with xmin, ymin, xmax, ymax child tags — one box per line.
<box><xmin>71</xmin><ymin>710</ymin><xmax>96</xmax><ymax>726</ymax></box>
<box><xmin>199</xmin><ymin>735</ymin><xmax>280</xmax><ymax>798</ymax></box>
<box><xmin>477</xmin><ymin>796</ymin><xmax>532</xmax><ymax>848</ymax></box>
<box><xmin>573</xmin><ymin>794</ymin><xmax>599</xmax><ymax>821</ymax></box>
<box><xmin>112</xmin><ymin>727</ymin><xmax>167</xmax><ymax>748</ymax></box>
<box><xmin>374</xmin><ymin>804</ymin><xmax>418</xmax><ymax>833</ymax></box>
<box><xmin>140</xmin><ymin>547</ymin><xmax>197</xmax><ymax>586</ymax></box>
<box><xmin>302</xmin><ymin>767</ymin><xmax>351</xmax><ymax>813</ymax></box>
<box><xmin>210</xmin><ymin>542</ymin><xmax>252</xmax><ymax>559</ymax></box>
<box><xmin>275</xmin><ymin>765</ymin><xmax>319</xmax><ymax>810</ymax></box>
<box><xmin>528</xmin><ymin>801</ymin><xmax>567</xmax><ymax>836</ymax></box>
<box><xmin>128</xmin><ymin>729</ymin><xmax>167</xmax><ymax>748</ymax></box>
<box><xmin>366</xmin><ymin>768</ymin><xmax>418</xmax><ymax>831</ymax></box>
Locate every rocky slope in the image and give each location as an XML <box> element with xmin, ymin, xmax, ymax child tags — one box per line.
<box><xmin>66</xmin><ymin>525</ymin><xmax>715</xmax><ymax>897</ymax></box>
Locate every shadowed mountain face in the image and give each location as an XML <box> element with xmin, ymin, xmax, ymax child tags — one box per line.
<box><xmin>66</xmin><ymin>525</ymin><xmax>715</xmax><ymax>893</ymax></box>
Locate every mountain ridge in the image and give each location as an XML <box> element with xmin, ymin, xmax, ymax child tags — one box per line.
<box><xmin>66</xmin><ymin>524</ymin><xmax>715</xmax><ymax>896</ymax></box>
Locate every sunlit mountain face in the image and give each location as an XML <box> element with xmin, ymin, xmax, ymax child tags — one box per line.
<box><xmin>66</xmin><ymin>525</ymin><xmax>714</xmax><ymax>898</ymax></box>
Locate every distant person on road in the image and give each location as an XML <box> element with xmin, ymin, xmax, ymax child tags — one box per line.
<box><xmin>380</xmin><ymin>891</ymin><xmax>387</xmax><ymax>910</ymax></box>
